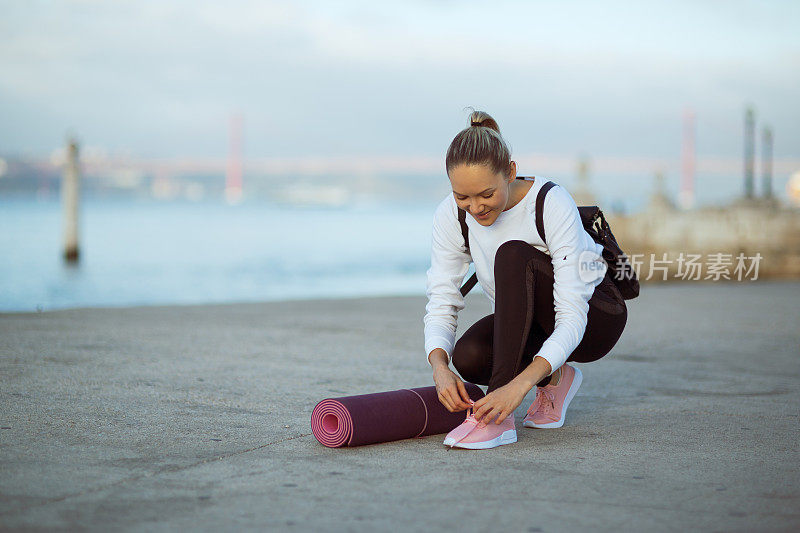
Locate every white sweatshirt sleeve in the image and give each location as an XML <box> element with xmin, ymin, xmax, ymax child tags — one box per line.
<box><xmin>423</xmin><ymin>197</ymin><xmax>472</xmax><ymax>363</ymax></box>
<box><xmin>534</xmin><ymin>185</ymin><xmax>607</xmax><ymax>375</ymax></box>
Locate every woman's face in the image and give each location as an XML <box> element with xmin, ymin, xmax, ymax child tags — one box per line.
<box><xmin>448</xmin><ymin>162</ymin><xmax>516</xmax><ymax>226</ymax></box>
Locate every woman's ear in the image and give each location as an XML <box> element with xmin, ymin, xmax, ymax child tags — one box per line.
<box><xmin>506</xmin><ymin>160</ymin><xmax>517</xmax><ymax>182</ymax></box>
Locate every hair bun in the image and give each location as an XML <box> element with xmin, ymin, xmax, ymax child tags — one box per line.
<box><xmin>446</xmin><ymin>109</ymin><xmax>510</xmax><ymax>176</ymax></box>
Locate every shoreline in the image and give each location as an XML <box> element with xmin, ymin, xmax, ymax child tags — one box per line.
<box><xmin>2</xmin><ymin>278</ymin><xmax>798</xmax><ymax>315</ymax></box>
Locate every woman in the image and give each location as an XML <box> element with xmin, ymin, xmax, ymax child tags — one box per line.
<box><xmin>424</xmin><ymin>110</ymin><xmax>628</xmax><ymax>449</ymax></box>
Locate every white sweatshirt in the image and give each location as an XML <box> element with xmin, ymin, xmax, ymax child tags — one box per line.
<box><xmin>423</xmin><ymin>177</ymin><xmax>608</xmax><ymax>376</ymax></box>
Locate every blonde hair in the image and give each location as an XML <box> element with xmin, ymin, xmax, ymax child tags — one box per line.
<box><xmin>445</xmin><ymin>108</ymin><xmax>512</xmax><ymax>177</ymax></box>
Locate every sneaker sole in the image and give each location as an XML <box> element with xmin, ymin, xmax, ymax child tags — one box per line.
<box><xmin>522</xmin><ymin>366</ymin><xmax>583</xmax><ymax>429</ymax></box>
<box><xmin>444</xmin><ymin>429</ymin><xmax>517</xmax><ymax>449</ymax></box>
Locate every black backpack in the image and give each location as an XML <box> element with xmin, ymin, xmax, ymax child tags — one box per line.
<box><xmin>458</xmin><ymin>177</ymin><xmax>640</xmax><ymax>300</ymax></box>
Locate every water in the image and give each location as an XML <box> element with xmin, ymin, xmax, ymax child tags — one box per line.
<box><xmin>2</xmin><ymin>168</ymin><xmax>786</xmax><ymax>312</ymax></box>
<box><xmin>0</xmin><ymin>197</ymin><xmax>447</xmax><ymax>312</ymax></box>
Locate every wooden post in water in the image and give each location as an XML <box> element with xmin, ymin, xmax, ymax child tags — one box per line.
<box><xmin>62</xmin><ymin>137</ymin><xmax>80</xmax><ymax>263</ymax></box>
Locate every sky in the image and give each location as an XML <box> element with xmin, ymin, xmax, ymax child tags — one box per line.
<box><xmin>1</xmin><ymin>0</ymin><xmax>798</xmax><ymax>163</ymax></box>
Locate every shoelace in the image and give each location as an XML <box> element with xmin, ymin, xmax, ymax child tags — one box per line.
<box><xmin>445</xmin><ymin>403</ymin><xmax>486</xmax><ymax>447</ymax></box>
<box><xmin>527</xmin><ymin>387</ymin><xmax>556</xmax><ymax>417</ymax></box>
<box><xmin>463</xmin><ymin>402</ymin><xmax>487</xmax><ymax>428</ymax></box>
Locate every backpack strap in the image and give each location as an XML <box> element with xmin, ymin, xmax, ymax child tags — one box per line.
<box><xmin>535</xmin><ymin>181</ymin><xmax>557</xmax><ymax>244</ymax></box>
<box><xmin>456</xmin><ymin>206</ymin><xmax>478</xmax><ymax>296</ymax></box>
<box><xmin>457</xmin><ymin>207</ymin><xmax>469</xmax><ymax>252</ymax></box>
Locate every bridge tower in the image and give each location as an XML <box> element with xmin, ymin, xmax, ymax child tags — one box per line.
<box><xmin>225</xmin><ymin>113</ymin><xmax>244</xmax><ymax>205</ymax></box>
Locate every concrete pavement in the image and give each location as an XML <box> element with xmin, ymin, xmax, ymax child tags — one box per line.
<box><xmin>1</xmin><ymin>281</ymin><xmax>799</xmax><ymax>531</ymax></box>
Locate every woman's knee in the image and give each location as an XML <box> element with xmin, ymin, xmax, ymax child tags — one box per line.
<box><xmin>495</xmin><ymin>239</ymin><xmax>551</xmax><ymax>267</ymax></box>
<box><xmin>494</xmin><ymin>240</ymin><xmax>551</xmax><ymax>280</ymax></box>
<box><xmin>494</xmin><ymin>240</ymin><xmax>532</xmax><ymax>266</ymax></box>
<box><xmin>452</xmin><ymin>337</ymin><xmax>490</xmax><ymax>384</ymax></box>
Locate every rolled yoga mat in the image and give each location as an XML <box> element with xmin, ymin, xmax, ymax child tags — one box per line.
<box><xmin>311</xmin><ymin>383</ymin><xmax>486</xmax><ymax>448</ymax></box>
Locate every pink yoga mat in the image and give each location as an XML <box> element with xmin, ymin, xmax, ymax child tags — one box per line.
<box><xmin>311</xmin><ymin>383</ymin><xmax>485</xmax><ymax>447</ymax></box>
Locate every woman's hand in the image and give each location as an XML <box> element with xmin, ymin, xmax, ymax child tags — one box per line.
<box><xmin>432</xmin><ymin>365</ymin><xmax>473</xmax><ymax>412</ymax></box>
<box><xmin>472</xmin><ymin>379</ymin><xmax>530</xmax><ymax>425</ymax></box>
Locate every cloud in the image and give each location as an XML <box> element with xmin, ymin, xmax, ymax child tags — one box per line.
<box><xmin>0</xmin><ymin>0</ymin><xmax>798</xmax><ymax>158</ymax></box>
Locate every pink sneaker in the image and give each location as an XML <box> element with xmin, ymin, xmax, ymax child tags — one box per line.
<box><xmin>523</xmin><ymin>363</ymin><xmax>583</xmax><ymax>429</ymax></box>
<box><xmin>443</xmin><ymin>401</ymin><xmax>517</xmax><ymax>449</ymax></box>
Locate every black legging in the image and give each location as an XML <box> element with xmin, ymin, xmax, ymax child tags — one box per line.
<box><xmin>452</xmin><ymin>240</ymin><xmax>627</xmax><ymax>392</ymax></box>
